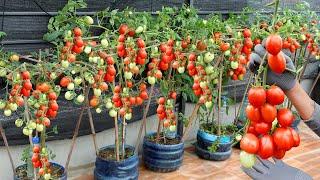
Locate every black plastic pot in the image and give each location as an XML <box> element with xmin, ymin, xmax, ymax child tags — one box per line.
<box><xmin>142</xmin><ymin>133</ymin><xmax>184</xmax><ymax>172</ymax></box>
<box><xmin>94</xmin><ymin>145</ymin><xmax>139</xmax><ymax>180</ymax></box>
<box><xmin>195</xmin><ymin>130</ymin><xmax>232</xmax><ymax>161</ymax></box>
<box><xmin>14</xmin><ymin>162</ymin><xmax>67</xmax><ymax>180</ymax></box>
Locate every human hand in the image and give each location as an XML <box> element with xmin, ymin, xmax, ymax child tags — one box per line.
<box><xmin>241</xmin><ymin>157</ymin><xmax>312</xmax><ymax>180</ymax></box>
<box><xmin>248</xmin><ymin>43</ymin><xmax>296</xmax><ymax>91</ymax></box>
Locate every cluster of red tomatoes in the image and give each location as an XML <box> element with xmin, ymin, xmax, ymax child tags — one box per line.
<box><xmin>32</xmin><ymin>145</ymin><xmax>52</xmax><ymax>178</ymax></box>
<box><xmin>1</xmin><ymin>71</ymin><xmax>32</xmax><ymax>117</ymax></box>
<box><xmin>60</xmin><ymin>27</ymin><xmax>84</xmax><ymax>63</ymax></box>
<box><xmin>265</xmin><ymin>34</ymin><xmax>287</xmax><ymax>74</ymax></box>
<box><xmin>147</xmin><ymin>58</ymin><xmax>163</xmax><ymax>85</ymax></box>
<box><xmin>159</xmin><ymin>39</ymin><xmax>176</xmax><ymax>71</ymax></box>
<box><xmin>282</xmin><ymin>37</ymin><xmax>301</xmax><ymax>53</ymax></box>
<box><xmin>156</xmin><ymin>93</ymin><xmax>177</xmax><ymax>129</ymax></box>
<box><xmin>172</xmin><ymin>37</ymin><xmax>192</xmax><ymax>74</ymax></box>
<box><xmin>240</xmin><ymin>85</ymin><xmax>300</xmax><ymax>167</ymax></box>
<box><xmin>107</xmin><ymin>83</ymin><xmax>148</xmax><ymax>119</ymax></box>
<box><xmin>305</xmin><ymin>33</ymin><xmax>319</xmax><ymax>56</ymax></box>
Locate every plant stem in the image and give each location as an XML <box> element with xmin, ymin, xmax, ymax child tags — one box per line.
<box><xmin>86</xmin><ymin>96</ymin><xmax>98</xmax><ymax>155</ymax></box>
<box><xmin>217</xmin><ymin>67</ymin><xmax>223</xmax><ymax>136</ymax></box>
<box><xmin>156</xmin><ymin>119</ymin><xmax>162</xmax><ymax>143</ymax></box>
<box><xmin>0</xmin><ymin>122</ymin><xmax>15</xmax><ymax>175</ymax></box>
<box><xmin>121</xmin><ymin>117</ymin><xmax>126</xmax><ymax>160</ymax></box>
<box><xmin>134</xmin><ymin>85</ymin><xmax>154</xmax><ymax>154</ymax></box>
<box><xmin>23</xmin><ymin>97</ymin><xmax>36</xmax><ymax>180</ymax></box>
<box><xmin>114</xmin><ymin>115</ymin><xmax>120</xmax><ymax>161</ymax></box>
<box><xmin>234</xmin><ymin>73</ymin><xmax>253</xmax><ymax>125</ymax></box>
<box><xmin>272</xmin><ymin>0</ymin><xmax>281</xmax><ymax>28</ymax></box>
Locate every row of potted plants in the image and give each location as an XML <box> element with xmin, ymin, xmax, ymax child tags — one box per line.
<box><xmin>0</xmin><ymin>0</ymin><xmax>319</xmax><ymax>179</ymax></box>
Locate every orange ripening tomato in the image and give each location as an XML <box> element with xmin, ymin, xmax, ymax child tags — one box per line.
<box><xmin>240</xmin><ymin>133</ymin><xmax>259</xmax><ymax>154</ymax></box>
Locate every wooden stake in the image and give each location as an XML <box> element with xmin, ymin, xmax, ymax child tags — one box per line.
<box><xmin>134</xmin><ymin>85</ymin><xmax>154</xmax><ymax>154</ymax></box>
<box><xmin>155</xmin><ymin>119</ymin><xmax>162</xmax><ymax>143</ymax></box>
<box><xmin>217</xmin><ymin>68</ymin><xmax>223</xmax><ymax>136</ymax></box>
<box><xmin>182</xmin><ymin>103</ymin><xmax>201</xmax><ymax>141</ymax></box>
<box><xmin>114</xmin><ymin>116</ymin><xmax>120</xmax><ymax>161</ymax></box>
<box><xmin>87</xmin><ymin>105</ymin><xmax>98</xmax><ymax>155</ymax></box>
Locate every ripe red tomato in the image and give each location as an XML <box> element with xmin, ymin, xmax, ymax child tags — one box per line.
<box><xmin>119</xmin><ymin>24</ymin><xmax>128</xmax><ymax>34</ymax></box>
<box><xmin>127</xmin><ymin>29</ymin><xmax>135</xmax><ymax>37</ymax></box>
<box><xmin>258</xmin><ymin>134</ymin><xmax>274</xmax><ymax>159</ymax></box>
<box><xmin>247</xmin><ymin>125</ymin><xmax>257</xmax><ymax>135</ymax></box>
<box><xmin>73</xmin><ymin>27</ymin><xmax>82</xmax><ymax>37</ymax></box>
<box><xmin>189</xmin><ymin>53</ymin><xmax>196</xmax><ymax>61</ymax></box>
<box><xmin>136</xmin><ymin>38</ymin><xmax>145</xmax><ymax>48</ymax></box>
<box><xmin>74</xmin><ymin>37</ymin><xmax>84</xmax><ymax>47</ymax></box>
<box><xmin>158</xmin><ymin>97</ymin><xmax>165</xmax><ymax>104</ymax></box>
<box><xmin>240</xmin><ymin>133</ymin><xmax>259</xmax><ymax>154</ymax></box>
<box><xmin>138</xmin><ymin>48</ymin><xmax>147</xmax><ymax>59</ymax></box>
<box><xmin>273</xmin><ymin>127</ymin><xmax>294</xmax><ymax>151</ymax></box>
<box><xmin>60</xmin><ymin>77</ymin><xmax>71</xmax><ymax>87</ymax></box>
<box><xmin>220</xmin><ymin>42</ymin><xmax>230</xmax><ymax>51</ymax></box>
<box><xmin>181</xmin><ymin>40</ymin><xmax>188</xmax><ymax>49</ymax></box>
<box><xmin>277</xmin><ymin>108</ymin><xmax>294</xmax><ymax>127</ymax></box>
<box><xmin>248</xmin><ymin>87</ymin><xmax>266</xmax><ymax>107</ymax></box>
<box><xmin>72</xmin><ymin>45</ymin><xmax>83</xmax><ymax>54</ymax></box>
<box><xmin>243</xmin><ymin>29</ymin><xmax>251</xmax><ymax>38</ymax></box>
<box><xmin>266</xmin><ymin>85</ymin><xmax>284</xmax><ymax>105</ymax></box>
<box><xmin>288</xmin><ymin>127</ymin><xmax>300</xmax><ymax>147</ymax></box>
<box><xmin>260</xmin><ymin>103</ymin><xmax>277</xmax><ymax>123</ymax></box>
<box><xmin>33</xmin><ymin>146</ymin><xmax>40</xmax><ymax>153</ymax></box>
<box><xmin>245</xmin><ymin>105</ymin><xmax>261</xmax><ymax>122</ymax></box>
<box><xmin>135</xmin><ymin>97</ymin><xmax>143</xmax><ymax>105</ymax></box>
<box><xmin>48</xmin><ymin>92</ymin><xmax>57</xmax><ymax>100</ymax></box>
<box><xmin>273</xmin><ymin>148</ymin><xmax>286</xmax><ymax>159</ymax></box>
<box><xmin>107</xmin><ymin>66</ymin><xmax>116</xmax><ymax>76</ymax></box>
<box><xmin>159</xmin><ymin>61</ymin><xmax>169</xmax><ymax>71</ymax></box>
<box><xmin>89</xmin><ymin>97</ymin><xmax>99</xmax><ymax>107</ymax></box>
<box><xmin>49</xmin><ymin>101</ymin><xmax>59</xmax><ymax>111</ymax></box>
<box><xmin>268</xmin><ymin>53</ymin><xmax>286</xmax><ymax>74</ymax></box>
<box><xmin>20</xmin><ymin>88</ymin><xmax>30</xmax><ymax>97</ymax></box>
<box><xmin>254</xmin><ymin>121</ymin><xmax>271</xmax><ymax>135</ymax></box>
<box><xmin>104</xmin><ymin>73</ymin><xmax>114</xmax><ymax>82</ymax></box>
<box><xmin>140</xmin><ymin>91</ymin><xmax>148</xmax><ymax>100</ymax></box>
<box><xmin>170</xmin><ymin>92</ymin><xmax>177</xmax><ymax>99</ymax></box>
<box><xmin>266</xmin><ymin>34</ymin><xmax>283</xmax><ymax>55</ymax></box>
<box><xmin>23</xmin><ymin>80</ymin><xmax>33</xmax><ymax>90</ymax></box>
<box><xmin>21</xmin><ymin>71</ymin><xmax>30</xmax><ymax>80</ymax></box>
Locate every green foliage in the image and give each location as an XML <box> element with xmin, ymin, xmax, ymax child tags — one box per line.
<box><xmin>207</xmin><ymin>139</ymin><xmax>220</xmax><ymax>153</ymax></box>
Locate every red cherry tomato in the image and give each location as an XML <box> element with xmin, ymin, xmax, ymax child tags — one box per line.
<box><xmin>246</xmin><ymin>105</ymin><xmax>261</xmax><ymax>122</ymax></box>
<box><xmin>273</xmin><ymin>127</ymin><xmax>294</xmax><ymax>151</ymax></box>
<box><xmin>240</xmin><ymin>133</ymin><xmax>259</xmax><ymax>154</ymax></box>
<box><xmin>260</xmin><ymin>103</ymin><xmax>277</xmax><ymax>123</ymax></box>
<box><xmin>266</xmin><ymin>85</ymin><xmax>285</xmax><ymax>105</ymax></box>
<box><xmin>277</xmin><ymin>108</ymin><xmax>294</xmax><ymax>127</ymax></box>
<box><xmin>254</xmin><ymin>121</ymin><xmax>271</xmax><ymax>135</ymax></box>
<box><xmin>258</xmin><ymin>134</ymin><xmax>274</xmax><ymax>159</ymax></box>
<box><xmin>268</xmin><ymin>53</ymin><xmax>286</xmax><ymax>74</ymax></box>
<box><xmin>248</xmin><ymin>87</ymin><xmax>266</xmax><ymax>107</ymax></box>
<box><xmin>266</xmin><ymin>34</ymin><xmax>283</xmax><ymax>55</ymax></box>
<box><xmin>288</xmin><ymin>127</ymin><xmax>300</xmax><ymax>147</ymax></box>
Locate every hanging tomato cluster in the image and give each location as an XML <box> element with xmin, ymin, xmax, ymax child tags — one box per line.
<box><xmin>156</xmin><ymin>94</ymin><xmax>177</xmax><ymax>130</ymax></box>
<box><xmin>240</xmin><ymin>85</ymin><xmax>300</xmax><ymax>167</ymax></box>
<box><xmin>159</xmin><ymin>39</ymin><xmax>176</xmax><ymax>71</ymax></box>
<box><xmin>282</xmin><ymin>37</ymin><xmax>301</xmax><ymax>53</ymax></box>
<box><xmin>266</xmin><ymin>34</ymin><xmax>287</xmax><ymax>74</ymax></box>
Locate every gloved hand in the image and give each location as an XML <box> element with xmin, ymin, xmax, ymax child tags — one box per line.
<box><xmin>248</xmin><ymin>43</ymin><xmax>296</xmax><ymax>91</ymax></box>
<box><xmin>241</xmin><ymin>157</ymin><xmax>312</xmax><ymax>180</ymax></box>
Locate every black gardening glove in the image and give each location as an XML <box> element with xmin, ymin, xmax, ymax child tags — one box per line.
<box><xmin>249</xmin><ymin>44</ymin><xmax>296</xmax><ymax>91</ymax></box>
<box><xmin>242</xmin><ymin>157</ymin><xmax>312</xmax><ymax>180</ymax></box>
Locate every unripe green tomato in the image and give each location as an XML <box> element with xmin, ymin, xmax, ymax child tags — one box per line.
<box><xmin>200</xmin><ymin>81</ymin><xmax>207</xmax><ymax>89</ymax></box>
<box><xmin>231</xmin><ymin>61</ymin><xmax>239</xmax><ymax>69</ymax></box>
<box><xmin>84</xmin><ymin>46</ymin><xmax>92</xmax><ymax>54</ymax></box>
<box><xmin>65</xmin><ymin>91</ymin><xmax>75</xmax><ymax>100</ymax></box>
<box><xmin>50</xmin><ymin>72</ymin><xmax>57</xmax><ymax>80</ymax></box>
<box><xmin>94</xmin><ymin>88</ymin><xmax>102</xmax><ymax>96</ymax></box>
<box><xmin>92</xmin><ymin>57</ymin><xmax>98</xmax><ymax>64</ymax></box>
<box><xmin>129</xmin><ymin>63</ymin><xmax>136</xmax><ymax>69</ymax></box>
<box><xmin>212</xmin><ymin>78</ymin><xmax>219</xmax><ymax>85</ymax></box>
<box><xmin>67</xmin><ymin>30</ymin><xmax>72</xmax><ymax>37</ymax></box>
<box><xmin>178</xmin><ymin>66</ymin><xmax>185</xmax><ymax>73</ymax></box>
<box><xmin>0</xmin><ymin>68</ymin><xmax>7</xmax><ymax>77</ymax></box>
<box><xmin>109</xmin><ymin>109</ymin><xmax>117</xmax><ymax>117</ymax></box>
<box><xmin>135</xmin><ymin>26</ymin><xmax>144</xmax><ymax>34</ymax></box>
<box><xmin>96</xmin><ymin>108</ymin><xmax>102</xmax><ymax>114</ymax></box>
<box><xmin>4</xmin><ymin>109</ymin><xmax>12</xmax><ymax>116</ymax></box>
<box><xmin>204</xmin><ymin>52</ymin><xmax>214</xmax><ymax>63</ymax></box>
<box><xmin>122</xmin><ymin>87</ymin><xmax>129</xmax><ymax>94</ymax></box>
<box><xmin>105</xmin><ymin>102</ymin><xmax>113</xmax><ymax>109</ymax></box>
<box><xmin>9</xmin><ymin>103</ymin><xmax>18</xmax><ymax>111</ymax></box>
<box><xmin>235</xmin><ymin>134</ymin><xmax>242</xmax><ymax>141</ymax></box>
<box><xmin>101</xmin><ymin>39</ymin><xmax>109</xmax><ymax>48</ymax></box>
<box><xmin>224</xmin><ymin>50</ymin><xmax>231</xmax><ymax>56</ymax></box>
<box><xmin>36</xmin><ymin>124</ymin><xmax>44</xmax><ymax>132</ymax></box>
<box><xmin>67</xmin><ymin>83</ymin><xmax>75</xmax><ymax>91</ymax></box>
<box><xmin>148</xmin><ymin>76</ymin><xmax>156</xmax><ymax>85</ymax></box>
<box><xmin>84</xmin><ymin>16</ymin><xmax>94</xmax><ymax>25</ymax></box>
<box><xmin>0</xmin><ymin>60</ymin><xmax>6</xmax><ymax>67</ymax></box>
<box><xmin>124</xmin><ymin>72</ymin><xmax>133</xmax><ymax>80</ymax></box>
<box><xmin>23</xmin><ymin>128</ymin><xmax>31</xmax><ymax>136</ymax></box>
<box><xmin>44</xmin><ymin>173</ymin><xmax>51</xmax><ymax>180</ymax></box>
<box><xmin>205</xmin><ymin>101</ymin><xmax>213</xmax><ymax>109</ymax></box>
<box><xmin>202</xmin><ymin>20</ymin><xmax>207</xmax><ymax>25</ymax></box>
<box><xmin>15</xmin><ymin>119</ymin><xmax>23</xmax><ymax>127</ymax></box>
<box><xmin>76</xmin><ymin>94</ymin><xmax>85</xmax><ymax>103</ymax></box>
<box><xmin>125</xmin><ymin>113</ymin><xmax>132</xmax><ymax>120</ymax></box>
<box><xmin>28</xmin><ymin>122</ymin><xmax>37</xmax><ymax>130</ymax></box>
<box><xmin>240</xmin><ymin>151</ymin><xmax>256</xmax><ymax>168</ymax></box>
<box><xmin>41</xmin><ymin>147</ymin><xmax>47</xmax><ymax>154</ymax></box>
<box><xmin>74</xmin><ymin>77</ymin><xmax>82</xmax><ymax>85</ymax></box>
<box><xmin>88</xmin><ymin>77</ymin><xmax>95</xmax><ymax>84</ymax></box>
<box><xmin>61</xmin><ymin>60</ymin><xmax>69</xmax><ymax>68</ymax></box>
<box><xmin>205</xmin><ymin>65</ymin><xmax>214</xmax><ymax>74</ymax></box>
<box><xmin>88</xmin><ymin>57</ymin><xmax>93</xmax><ymax>63</ymax></box>
<box><xmin>169</xmin><ymin>125</ymin><xmax>176</xmax><ymax>132</ymax></box>
<box><xmin>34</xmin><ymin>102</ymin><xmax>40</xmax><ymax>109</ymax></box>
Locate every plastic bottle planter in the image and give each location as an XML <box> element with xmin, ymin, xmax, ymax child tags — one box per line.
<box><xmin>195</xmin><ymin>130</ymin><xmax>232</xmax><ymax>161</ymax></box>
<box><xmin>94</xmin><ymin>145</ymin><xmax>139</xmax><ymax>180</ymax></box>
<box><xmin>142</xmin><ymin>133</ymin><xmax>184</xmax><ymax>172</ymax></box>
<box><xmin>14</xmin><ymin>162</ymin><xmax>67</xmax><ymax>180</ymax></box>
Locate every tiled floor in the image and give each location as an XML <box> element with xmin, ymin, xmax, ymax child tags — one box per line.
<box><xmin>73</xmin><ymin>123</ymin><xmax>320</xmax><ymax>179</ymax></box>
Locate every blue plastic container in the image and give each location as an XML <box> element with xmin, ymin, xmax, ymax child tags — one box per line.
<box><xmin>94</xmin><ymin>145</ymin><xmax>139</xmax><ymax>180</ymax></box>
<box><xmin>142</xmin><ymin>133</ymin><xmax>184</xmax><ymax>172</ymax></box>
<box><xmin>14</xmin><ymin>162</ymin><xmax>67</xmax><ymax>180</ymax></box>
<box><xmin>196</xmin><ymin>129</ymin><xmax>232</xmax><ymax>161</ymax></box>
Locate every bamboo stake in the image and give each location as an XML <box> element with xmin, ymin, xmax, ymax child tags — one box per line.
<box><xmin>217</xmin><ymin>68</ymin><xmax>223</xmax><ymax>136</ymax></box>
<box><xmin>86</xmin><ymin>104</ymin><xmax>98</xmax><ymax>155</ymax></box>
<box><xmin>308</xmin><ymin>72</ymin><xmax>320</xmax><ymax>96</ymax></box>
<box><xmin>65</xmin><ymin>87</ymin><xmax>89</xmax><ymax>173</ymax></box>
<box><xmin>0</xmin><ymin>122</ymin><xmax>15</xmax><ymax>175</ymax></box>
<box><xmin>121</xmin><ymin>117</ymin><xmax>126</xmax><ymax>160</ymax></box>
<box><xmin>234</xmin><ymin>73</ymin><xmax>253</xmax><ymax>125</ymax></box>
<box><xmin>24</xmin><ymin>97</ymin><xmax>37</xmax><ymax>180</ymax></box>
<box><xmin>182</xmin><ymin>103</ymin><xmax>201</xmax><ymax>141</ymax></box>
<box><xmin>155</xmin><ymin>119</ymin><xmax>162</xmax><ymax>143</ymax></box>
<box><xmin>114</xmin><ymin>115</ymin><xmax>120</xmax><ymax>161</ymax></box>
<box><xmin>134</xmin><ymin>85</ymin><xmax>154</xmax><ymax>154</ymax></box>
